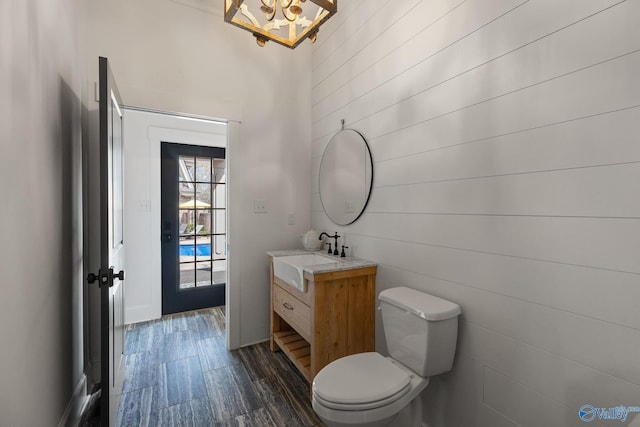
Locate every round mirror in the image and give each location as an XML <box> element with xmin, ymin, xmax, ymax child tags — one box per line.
<box><xmin>319</xmin><ymin>129</ymin><xmax>373</xmax><ymax>225</ymax></box>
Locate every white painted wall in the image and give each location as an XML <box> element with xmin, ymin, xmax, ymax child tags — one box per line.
<box><xmin>311</xmin><ymin>1</ymin><xmax>640</xmax><ymax>426</ymax></box>
<box><xmin>83</xmin><ymin>0</ymin><xmax>312</xmax><ymax>347</ymax></box>
<box><xmin>0</xmin><ymin>0</ymin><xmax>86</xmax><ymax>425</ymax></box>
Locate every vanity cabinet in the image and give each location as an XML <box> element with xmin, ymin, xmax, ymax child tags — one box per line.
<box><xmin>269</xmin><ymin>255</ymin><xmax>377</xmax><ymax>383</ymax></box>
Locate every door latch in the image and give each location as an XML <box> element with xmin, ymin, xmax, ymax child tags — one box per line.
<box><xmin>87</xmin><ymin>268</ymin><xmax>125</xmax><ymax>288</ymax></box>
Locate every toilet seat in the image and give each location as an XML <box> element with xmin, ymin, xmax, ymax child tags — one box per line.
<box><xmin>314</xmin><ymin>382</ymin><xmax>411</xmax><ymax>411</ymax></box>
<box><xmin>313</xmin><ymin>352</ymin><xmax>411</xmax><ymax>411</ymax></box>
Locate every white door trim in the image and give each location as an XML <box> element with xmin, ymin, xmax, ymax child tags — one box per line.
<box><xmin>123</xmin><ymin>108</ymin><xmax>240</xmax><ymax>350</ymax></box>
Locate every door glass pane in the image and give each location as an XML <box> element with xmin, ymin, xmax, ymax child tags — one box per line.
<box><xmin>194</xmin><ymin>237</ymin><xmax>211</xmax><ymax>261</ymax></box>
<box><xmin>178</xmin><ymin>209</ymin><xmax>191</xmax><ymax>237</ymax></box>
<box><xmin>179</xmin><ymin>240</ymin><xmax>194</xmax><ymax>259</ymax></box>
<box><xmin>212</xmin><ymin>209</ymin><xmax>226</xmax><ymax>235</ymax></box>
<box><xmin>193</xmin><ymin>208</ymin><xmax>209</xmax><ymax>236</ymax></box>
<box><xmin>179</xmin><ymin>156</ymin><xmax>195</xmax><ymax>182</ymax></box>
<box><xmin>196</xmin><ymin>183</ymin><xmax>212</xmax><ymax>207</ymax></box>
<box><xmin>179</xmin><ymin>183</ymin><xmax>195</xmax><ymax>201</ymax></box>
<box><xmin>179</xmin><ymin>262</ymin><xmax>196</xmax><ymax>289</ymax></box>
<box><xmin>196</xmin><ymin>157</ymin><xmax>211</xmax><ymax>183</ymax></box>
<box><xmin>196</xmin><ymin>261</ymin><xmax>212</xmax><ymax>287</ymax></box>
<box><xmin>197</xmin><ymin>210</ymin><xmax>212</xmax><ymax>235</ymax></box>
<box><xmin>213</xmin><ymin>184</ymin><xmax>225</xmax><ymax>209</ymax></box>
<box><xmin>212</xmin><ymin>260</ymin><xmax>226</xmax><ymax>284</ymax></box>
<box><xmin>212</xmin><ymin>234</ymin><xmax>226</xmax><ymax>260</ymax></box>
<box><xmin>213</xmin><ymin>159</ymin><xmax>226</xmax><ymax>183</ymax></box>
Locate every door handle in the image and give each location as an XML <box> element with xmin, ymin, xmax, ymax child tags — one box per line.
<box><xmin>87</xmin><ymin>268</ymin><xmax>124</xmax><ymax>287</ymax></box>
<box><xmin>283</xmin><ymin>302</ymin><xmax>294</xmax><ymax>310</ymax></box>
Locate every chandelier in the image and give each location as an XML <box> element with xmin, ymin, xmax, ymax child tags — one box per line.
<box><xmin>224</xmin><ymin>0</ymin><xmax>337</xmax><ymax>49</ymax></box>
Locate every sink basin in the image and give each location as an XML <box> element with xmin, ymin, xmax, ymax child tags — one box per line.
<box><xmin>272</xmin><ymin>254</ymin><xmax>336</xmax><ymax>292</ymax></box>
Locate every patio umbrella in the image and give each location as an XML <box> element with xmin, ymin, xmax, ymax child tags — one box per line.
<box><xmin>179</xmin><ymin>199</ymin><xmax>211</xmax><ymax>209</ymax></box>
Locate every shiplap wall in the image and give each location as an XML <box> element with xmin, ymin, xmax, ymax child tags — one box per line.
<box><xmin>310</xmin><ymin>1</ymin><xmax>640</xmax><ymax>426</ymax></box>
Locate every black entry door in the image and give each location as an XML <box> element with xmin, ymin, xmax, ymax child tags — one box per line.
<box><xmin>161</xmin><ymin>142</ymin><xmax>226</xmax><ymax>314</ymax></box>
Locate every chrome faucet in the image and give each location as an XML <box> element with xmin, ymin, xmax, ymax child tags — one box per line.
<box><xmin>319</xmin><ymin>232</ymin><xmax>340</xmax><ymax>255</ymax></box>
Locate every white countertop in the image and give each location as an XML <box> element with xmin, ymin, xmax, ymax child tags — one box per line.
<box><xmin>267</xmin><ymin>249</ymin><xmax>377</xmax><ymax>274</ymax></box>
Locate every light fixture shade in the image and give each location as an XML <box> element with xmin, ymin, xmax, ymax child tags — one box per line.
<box><xmin>224</xmin><ymin>0</ymin><xmax>337</xmax><ymax>49</ymax></box>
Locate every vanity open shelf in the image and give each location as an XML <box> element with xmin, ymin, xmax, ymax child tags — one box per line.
<box><xmin>268</xmin><ymin>250</ymin><xmax>377</xmax><ymax>383</ymax></box>
<box><xmin>272</xmin><ymin>330</ymin><xmax>312</xmax><ymax>379</ymax></box>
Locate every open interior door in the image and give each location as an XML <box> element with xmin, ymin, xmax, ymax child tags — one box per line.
<box><xmin>88</xmin><ymin>56</ymin><xmax>126</xmax><ymax>426</ymax></box>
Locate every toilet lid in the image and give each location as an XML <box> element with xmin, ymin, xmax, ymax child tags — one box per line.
<box><xmin>313</xmin><ymin>353</ymin><xmax>410</xmax><ymax>406</ymax></box>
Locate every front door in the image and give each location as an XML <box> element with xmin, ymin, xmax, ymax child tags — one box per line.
<box><xmin>96</xmin><ymin>57</ymin><xmax>126</xmax><ymax>426</ymax></box>
<box><xmin>161</xmin><ymin>142</ymin><xmax>226</xmax><ymax>314</ymax></box>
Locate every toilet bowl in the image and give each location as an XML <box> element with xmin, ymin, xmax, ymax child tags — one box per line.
<box><xmin>312</xmin><ymin>287</ymin><xmax>461</xmax><ymax>427</ymax></box>
<box><xmin>312</xmin><ymin>352</ymin><xmax>428</xmax><ymax>427</ymax></box>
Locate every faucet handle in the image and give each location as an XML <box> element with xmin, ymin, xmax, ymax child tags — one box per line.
<box><xmin>332</xmin><ymin>233</ymin><xmax>340</xmax><ymax>255</ymax></box>
<box><xmin>326</xmin><ymin>242</ymin><xmax>332</xmax><ymax>254</ymax></box>
<box><xmin>340</xmin><ymin>245</ymin><xmax>349</xmax><ymax>257</ymax></box>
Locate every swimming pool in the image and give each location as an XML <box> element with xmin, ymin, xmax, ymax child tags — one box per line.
<box><xmin>180</xmin><ymin>243</ymin><xmax>211</xmax><ymax>257</ymax></box>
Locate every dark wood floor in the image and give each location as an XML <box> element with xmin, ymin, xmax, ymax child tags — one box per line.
<box><xmin>117</xmin><ymin>306</ymin><xmax>324</xmax><ymax>426</ymax></box>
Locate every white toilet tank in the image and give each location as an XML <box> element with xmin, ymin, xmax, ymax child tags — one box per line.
<box><xmin>379</xmin><ymin>287</ymin><xmax>461</xmax><ymax>377</ymax></box>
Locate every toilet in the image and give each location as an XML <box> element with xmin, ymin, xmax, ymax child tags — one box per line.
<box><xmin>312</xmin><ymin>287</ymin><xmax>461</xmax><ymax>427</ymax></box>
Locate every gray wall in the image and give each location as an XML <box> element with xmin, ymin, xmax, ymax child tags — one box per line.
<box><xmin>0</xmin><ymin>0</ymin><xmax>85</xmax><ymax>425</ymax></box>
<box><xmin>310</xmin><ymin>1</ymin><xmax>640</xmax><ymax>426</ymax></box>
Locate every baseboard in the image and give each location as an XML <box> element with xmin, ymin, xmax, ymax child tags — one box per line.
<box><xmin>58</xmin><ymin>374</ymin><xmax>88</xmax><ymax>427</ymax></box>
<box><xmin>126</xmin><ymin>303</ymin><xmax>161</xmax><ymax>325</ymax></box>
<box><xmin>239</xmin><ymin>337</ymin><xmax>270</xmax><ymax>348</ymax></box>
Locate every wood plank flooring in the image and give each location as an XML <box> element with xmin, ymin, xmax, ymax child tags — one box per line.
<box><xmin>117</xmin><ymin>306</ymin><xmax>325</xmax><ymax>426</ymax></box>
